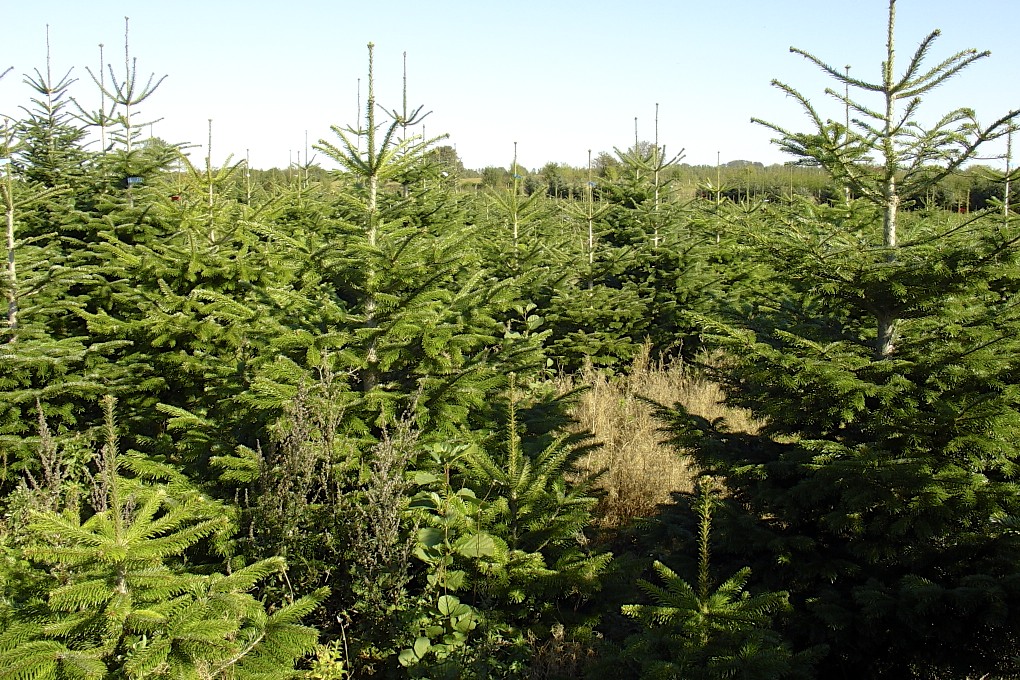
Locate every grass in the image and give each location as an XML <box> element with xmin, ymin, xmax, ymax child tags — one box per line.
<box><xmin>561</xmin><ymin>346</ymin><xmax>759</xmax><ymax>528</ymax></box>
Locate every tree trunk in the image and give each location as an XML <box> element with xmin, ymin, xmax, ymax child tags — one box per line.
<box><xmin>877</xmin><ymin>0</ymin><xmax>899</xmax><ymax>358</ymax></box>
<box><xmin>5</xmin><ymin>202</ymin><xmax>16</xmax><ymax>332</ymax></box>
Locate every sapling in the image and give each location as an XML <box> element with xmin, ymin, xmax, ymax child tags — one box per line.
<box><xmin>561</xmin><ymin>149</ymin><xmax>611</xmax><ymax>290</ymax></box>
<box><xmin>1</xmin><ymin>124</ymin><xmax>67</xmax><ymax>334</ymax></box>
<box><xmin>0</xmin><ymin>396</ymin><xmax>327</xmax><ymax>679</ymax></box>
<box><xmin>15</xmin><ymin>26</ymin><xmax>90</xmax><ymax>191</ymax></box>
<box><xmin>621</xmin><ymin>479</ymin><xmax>814</xmax><ymax>679</ymax></box>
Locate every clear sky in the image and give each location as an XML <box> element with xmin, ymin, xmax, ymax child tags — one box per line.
<box><xmin>2</xmin><ymin>1</ymin><xmax>1017</xmax><ymax>171</ymax></box>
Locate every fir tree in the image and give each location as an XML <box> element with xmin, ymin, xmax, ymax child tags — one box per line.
<box><xmin>0</xmin><ymin>113</ymin><xmax>105</xmax><ymax>496</ymax></box>
<box><xmin>83</xmin><ymin>17</ymin><xmax>167</xmax><ymax>181</ymax></box>
<box><xmin>406</xmin><ymin>376</ymin><xmax>609</xmax><ymax>675</ymax></box>
<box><xmin>13</xmin><ymin>27</ymin><xmax>91</xmax><ymax>196</ymax></box>
<box><xmin>543</xmin><ymin>144</ymin><xmax>652</xmax><ymax>372</ymax></box>
<box><xmin>468</xmin><ymin>144</ymin><xmax>562</xmax><ymax>375</ymax></box>
<box><xmin>620</xmin><ymin>481</ymin><xmax>818</xmax><ymax>680</ymax></box>
<box><xmin>300</xmin><ymin>42</ymin><xmax>530</xmax><ymax>431</ymax></box>
<box><xmin>0</xmin><ymin>397</ymin><xmax>326</xmax><ymax>679</ymax></box>
<box><xmin>752</xmin><ymin>0</ymin><xmax>1018</xmax><ymax>356</ymax></box>
<box><xmin>73</xmin><ymin>137</ymin><xmax>291</xmax><ymax>471</ymax></box>
<box><xmin>668</xmin><ymin>2</ymin><xmax>1020</xmax><ymax>676</ymax></box>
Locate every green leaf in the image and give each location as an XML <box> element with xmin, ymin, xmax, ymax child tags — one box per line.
<box><xmin>417</xmin><ymin>527</ymin><xmax>445</xmax><ymax>549</ymax></box>
<box><xmin>436</xmin><ymin>594</ymin><xmax>460</xmax><ymax>617</ymax></box>
<box><xmin>413</xmin><ymin>471</ymin><xmax>441</xmax><ymax>485</ymax></box>
<box><xmin>453</xmin><ymin>532</ymin><xmax>495</xmax><ymax>558</ymax></box>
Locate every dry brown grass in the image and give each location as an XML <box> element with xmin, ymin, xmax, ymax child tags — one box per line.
<box><xmin>561</xmin><ymin>345</ymin><xmax>759</xmax><ymax>528</ymax></box>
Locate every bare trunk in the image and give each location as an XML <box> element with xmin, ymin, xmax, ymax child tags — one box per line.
<box><xmin>1005</xmin><ymin>125</ymin><xmax>1014</xmax><ymax>220</ymax></box>
<box><xmin>652</xmin><ymin>104</ymin><xmax>661</xmax><ymax>248</ymax></box>
<box><xmin>5</xmin><ymin>203</ymin><xmax>16</xmax><ymax>332</ymax></box>
<box><xmin>882</xmin><ymin>165</ymin><xmax>898</xmax><ymax>250</ymax></box>
<box><xmin>876</xmin><ymin>313</ymin><xmax>897</xmax><ymax>358</ymax></box>
<box><xmin>362</xmin><ymin>47</ymin><xmax>380</xmax><ymax>394</ymax></box>
<box><xmin>207</xmin><ymin>119</ymin><xmax>216</xmax><ymax>241</ymax></box>
<box><xmin>586</xmin><ymin>150</ymin><xmax>595</xmax><ymax>290</ymax></box>
<box><xmin>877</xmin><ymin>0</ymin><xmax>899</xmax><ymax>358</ymax></box>
<box><xmin>363</xmin><ymin>172</ymin><xmax>380</xmax><ymax>394</ymax></box>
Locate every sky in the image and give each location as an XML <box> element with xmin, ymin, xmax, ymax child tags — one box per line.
<box><xmin>1</xmin><ymin>0</ymin><xmax>1018</xmax><ymax>171</ymax></box>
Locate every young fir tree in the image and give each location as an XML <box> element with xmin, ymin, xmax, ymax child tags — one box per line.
<box><xmin>10</xmin><ymin>26</ymin><xmax>96</xmax><ymax>339</ymax></box>
<box><xmin>82</xmin><ymin>18</ymin><xmax>167</xmax><ymax>186</ymax></box>
<box><xmin>0</xmin><ymin>397</ymin><xmax>326</xmax><ymax>679</ymax></box>
<box><xmin>667</xmin><ymin>2</ymin><xmax>1020</xmax><ymax>676</ymax></box>
<box><xmin>546</xmin><ymin>119</ymin><xmax>721</xmax><ymax>370</ymax></box>
<box><xmin>206</xmin><ymin>45</ymin><xmax>553</xmax><ymax>674</ymax></box>
<box><xmin>14</xmin><ymin>27</ymin><xmax>91</xmax><ymax>197</ymax></box>
<box><xmin>74</xmin><ymin>131</ymin><xmax>292</xmax><ymax>474</ymax></box>
<box><xmin>405</xmin><ymin>375</ymin><xmax>609</xmax><ymax>676</ymax></box>
<box><xmin>608</xmin><ymin>129</ymin><xmax>729</xmax><ymax>363</ymax></box>
<box><xmin>471</xmin><ymin>143</ymin><xmax>561</xmax><ymax>355</ymax></box>
<box><xmin>295</xmin><ymin>42</ymin><xmax>530</xmax><ymax>432</ymax></box>
<box><xmin>543</xmin><ymin>145</ymin><xmax>652</xmax><ymax>372</ymax></box>
<box><xmin>619</xmin><ymin>481</ymin><xmax>818</xmax><ymax>680</ymax></box>
<box><xmin>54</xmin><ymin>20</ymin><xmax>196</xmax><ymax>456</ymax></box>
<box><xmin>0</xmin><ymin>101</ymin><xmax>105</xmax><ymax>497</ymax></box>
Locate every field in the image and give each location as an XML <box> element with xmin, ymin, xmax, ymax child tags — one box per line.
<box><xmin>2</xmin><ymin>3</ymin><xmax>1020</xmax><ymax>678</ymax></box>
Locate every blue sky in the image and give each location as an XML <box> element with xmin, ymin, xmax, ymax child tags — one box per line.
<box><xmin>2</xmin><ymin>1</ymin><xmax>1017</xmax><ymax>170</ymax></box>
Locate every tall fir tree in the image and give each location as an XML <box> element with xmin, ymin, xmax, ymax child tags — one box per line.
<box><xmin>275</xmin><ymin>42</ymin><xmax>535</xmax><ymax>433</ymax></box>
<box><xmin>0</xmin><ymin>57</ymin><xmax>107</xmax><ymax>495</ymax></box>
<box><xmin>664</xmin><ymin>2</ymin><xmax>1020</xmax><ymax>676</ymax></box>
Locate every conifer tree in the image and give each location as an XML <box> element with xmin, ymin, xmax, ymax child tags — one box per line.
<box><xmin>406</xmin><ymin>376</ymin><xmax>609</xmax><ymax>675</ymax></box>
<box><xmin>470</xmin><ymin>144</ymin><xmax>560</xmax><ymax>359</ymax></box>
<box><xmin>547</xmin><ymin>125</ymin><xmax>720</xmax><ymax>369</ymax></box>
<box><xmin>620</xmin><ymin>481</ymin><xmax>817</xmax><ymax>680</ymax></box>
<box><xmin>206</xmin><ymin>46</ymin><xmax>554</xmax><ymax>675</ymax></box>
<box><xmin>0</xmin><ymin>110</ymin><xmax>104</xmax><ymax>496</ymax></box>
<box><xmin>0</xmin><ymin>397</ymin><xmax>326</xmax><ymax>679</ymax></box>
<box><xmin>72</xmin><ymin>133</ymin><xmax>292</xmax><ymax>471</ymax></box>
<box><xmin>14</xmin><ymin>27</ymin><xmax>91</xmax><ymax>196</ymax></box>
<box><xmin>83</xmin><ymin>17</ymin><xmax>167</xmax><ymax>180</ymax></box>
<box><xmin>460</xmin><ymin>376</ymin><xmax>609</xmax><ymax>610</ymax></box>
<box><xmin>291</xmin><ymin>42</ymin><xmax>530</xmax><ymax>431</ymax></box>
<box><xmin>668</xmin><ymin>2</ymin><xmax>1020</xmax><ymax>676</ymax></box>
<box><xmin>752</xmin><ymin>0</ymin><xmax>1018</xmax><ymax>356</ymax></box>
<box><xmin>544</xmin><ymin>145</ymin><xmax>651</xmax><ymax>372</ymax></box>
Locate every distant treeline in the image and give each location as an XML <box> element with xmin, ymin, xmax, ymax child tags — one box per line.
<box><xmin>252</xmin><ymin>146</ymin><xmax>1011</xmax><ymax>213</ymax></box>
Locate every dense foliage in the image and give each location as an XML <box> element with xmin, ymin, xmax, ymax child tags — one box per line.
<box><xmin>2</xmin><ymin>3</ymin><xmax>1019</xmax><ymax>677</ymax></box>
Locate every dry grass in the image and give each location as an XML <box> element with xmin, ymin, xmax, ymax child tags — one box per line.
<box><xmin>561</xmin><ymin>345</ymin><xmax>759</xmax><ymax>528</ymax></box>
